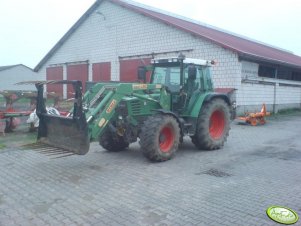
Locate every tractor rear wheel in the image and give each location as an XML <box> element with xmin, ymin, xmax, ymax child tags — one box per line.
<box><xmin>99</xmin><ymin>129</ymin><xmax>129</xmax><ymax>152</ymax></box>
<box><xmin>191</xmin><ymin>98</ymin><xmax>230</xmax><ymax>150</ymax></box>
<box><xmin>140</xmin><ymin>115</ymin><xmax>180</xmax><ymax>162</ymax></box>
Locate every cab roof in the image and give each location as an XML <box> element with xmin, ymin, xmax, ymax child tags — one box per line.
<box><xmin>151</xmin><ymin>57</ymin><xmax>213</xmax><ymax>66</ymax></box>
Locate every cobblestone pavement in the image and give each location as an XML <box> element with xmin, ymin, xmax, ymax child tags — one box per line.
<box><xmin>0</xmin><ymin>114</ymin><xmax>301</xmax><ymax>226</ymax></box>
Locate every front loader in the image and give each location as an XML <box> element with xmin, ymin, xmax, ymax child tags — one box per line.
<box><xmin>27</xmin><ymin>56</ymin><xmax>234</xmax><ymax>161</ymax></box>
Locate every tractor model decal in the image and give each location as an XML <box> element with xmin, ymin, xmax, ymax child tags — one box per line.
<box><xmin>106</xmin><ymin>99</ymin><xmax>117</xmax><ymax>114</ymax></box>
<box><xmin>132</xmin><ymin>84</ymin><xmax>148</xmax><ymax>90</ymax></box>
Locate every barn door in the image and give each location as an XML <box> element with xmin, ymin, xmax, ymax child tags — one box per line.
<box><xmin>46</xmin><ymin>66</ymin><xmax>63</xmax><ymax>96</ymax></box>
<box><xmin>119</xmin><ymin>58</ymin><xmax>151</xmax><ymax>82</ymax></box>
<box><xmin>67</xmin><ymin>64</ymin><xmax>88</xmax><ymax>98</ymax></box>
<box><xmin>92</xmin><ymin>62</ymin><xmax>111</xmax><ymax>82</ymax></box>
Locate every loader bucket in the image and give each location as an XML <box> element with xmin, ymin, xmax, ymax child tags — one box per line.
<box><xmin>37</xmin><ymin>113</ymin><xmax>90</xmax><ymax>155</ymax></box>
<box><xmin>26</xmin><ymin>80</ymin><xmax>90</xmax><ymax>155</ymax></box>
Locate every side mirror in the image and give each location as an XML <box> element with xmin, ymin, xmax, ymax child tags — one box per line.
<box><xmin>137</xmin><ymin>66</ymin><xmax>147</xmax><ymax>83</ymax></box>
<box><xmin>188</xmin><ymin>65</ymin><xmax>197</xmax><ymax>80</ymax></box>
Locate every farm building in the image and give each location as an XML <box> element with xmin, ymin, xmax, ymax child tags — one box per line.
<box><xmin>0</xmin><ymin>64</ymin><xmax>38</xmax><ymax>91</ymax></box>
<box><xmin>34</xmin><ymin>0</ymin><xmax>301</xmax><ymax>114</ymax></box>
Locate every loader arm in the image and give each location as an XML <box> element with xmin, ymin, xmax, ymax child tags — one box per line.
<box><xmin>28</xmin><ymin>80</ymin><xmax>164</xmax><ymax>156</ymax></box>
<box><xmin>84</xmin><ymin>83</ymin><xmax>164</xmax><ymax>141</ymax></box>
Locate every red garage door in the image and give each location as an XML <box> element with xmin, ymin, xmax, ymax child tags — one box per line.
<box><xmin>67</xmin><ymin>64</ymin><xmax>88</xmax><ymax>98</ymax></box>
<box><xmin>92</xmin><ymin>62</ymin><xmax>111</xmax><ymax>82</ymax></box>
<box><xmin>120</xmin><ymin>58</ymin><xmax>151</xmax><ymax>82</ymax></box>
<box><xmin>46</xmin><ymin>66</ymin><xmax>63</xmax><ymax>96</ymax></box>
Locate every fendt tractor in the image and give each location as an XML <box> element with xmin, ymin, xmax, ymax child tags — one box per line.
<box><xmin>26</xmin><ymin>55</ymin><xmax>234</xmax><ymax>161</ymax></box>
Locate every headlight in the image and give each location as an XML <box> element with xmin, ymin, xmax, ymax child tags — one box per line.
<box><xmin>231</xmin><ymin>101</ymin><xmax>237</xmax><ymax>109</ymax></box>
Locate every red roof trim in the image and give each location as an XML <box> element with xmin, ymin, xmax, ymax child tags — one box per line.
<box><xmin>214</xmin><ymin>88</ymin><xmax>236</xmax><ymax>94</ymax></box>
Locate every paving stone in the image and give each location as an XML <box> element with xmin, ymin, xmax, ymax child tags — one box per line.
<box><xmin>0</xmin><ymin>115</ymin><xmax>301</xmax><ymax>225</ymax></box>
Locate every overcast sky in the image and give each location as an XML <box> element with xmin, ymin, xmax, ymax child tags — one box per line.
<box><xmin>1</xmin><ymin>0</ymin><xmax>300</xmax><ymax>69</ymax></box>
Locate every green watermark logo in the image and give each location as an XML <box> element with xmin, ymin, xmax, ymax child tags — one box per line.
<box><xmin>266</xmin><ymin>206</ymin><xmax>299</xmax><ymax>225</ymax></box>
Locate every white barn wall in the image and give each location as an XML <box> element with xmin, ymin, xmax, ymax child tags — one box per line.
<box><xmin>238</xmin><ymin>83</ymin><xmax>301</xmax><ymax>114</ymax></box>
<box><xmin>36</xmin><ymin>0</ymin><xmax>300</xmax><ymax>112</ymax></box>
<box><xmin>238</xmin><ymin>83</ymin><xmax>274</xmax><ymax>114</ymax></box>
<box><xmin>37</xmin><ymin>1</ymin><xmax>241</xmax><ymax>90</ymax></box>
<box><xmin>0</xmin><ymin>65</ymin><xmax>38</xmax><ymax>91</ymax></box>
<box><xmin>276</xmin><ymin>84</ymin><xmax>301</xmax><ymax>110</ymax></box>
<box><xmin>237</xmin><ymin>61</ymin><xmax>301</xmax><ymax>114</ymax></box>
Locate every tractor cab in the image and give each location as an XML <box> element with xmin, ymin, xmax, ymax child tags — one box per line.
<box><xmin>146</xmin><ymin>57</ymin><xmax>215</xmax><ymax>112</ymax></box>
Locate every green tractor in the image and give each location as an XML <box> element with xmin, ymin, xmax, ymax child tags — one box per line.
<box><xmin>30</xmin><ymin>56</ymin><xmax>233</xmax><ymax>161</ymax></box>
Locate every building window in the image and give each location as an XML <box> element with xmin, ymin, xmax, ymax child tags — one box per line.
<box><xmin>292</xmin><ymin>71</ymin><xmax>301</xmax><ymax>81</ymax></box>
<box><xmin>277</xmin><ymin>68</ymin><xmax>292</xmax><ymax>80</ymax></box>
<box><xmin>258</xmin><ymin>64</ymin><xmax>301</xmax><ymax>82</ymax></box>
<box><xmin>277</xmin><ymin>67</ymin><xmax>301</xmax><ymax>81</ymax></box>
<box><xmin>258</xmin><ymin>65</ymin><xmax>276</xmax><ymax>78</ymax></box>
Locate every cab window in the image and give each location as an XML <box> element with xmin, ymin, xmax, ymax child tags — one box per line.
<box><xmin>152</xmin><ymin>66</ymin><xmax>181</xmax><ymax>92</ymax></box>
<box><xmin>183</xmin><ymin>65</ymin><xmax>212</xmax><ymax>91</ymax></box>
<box><xmin>183</xmin><ymin>65</ymin><xmax>201</xmax><ymax>91</ymax></box>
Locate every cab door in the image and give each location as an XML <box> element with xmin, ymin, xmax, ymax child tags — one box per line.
<box><xmin>151</xmin><ymin>65</ymin><xmax>182</xmax><ymax>111</ymax></box>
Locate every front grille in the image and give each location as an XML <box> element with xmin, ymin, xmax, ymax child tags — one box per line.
<box><xmin>130</xmin><ymin>100</ymin><xmax>142</xmax><ymax>115</ymax></box>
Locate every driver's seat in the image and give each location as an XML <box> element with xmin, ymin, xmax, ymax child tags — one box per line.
<box><xmin>184</xmin><ymin>65</ymin><xmax>198</xmax><ymax>98</ymax></box>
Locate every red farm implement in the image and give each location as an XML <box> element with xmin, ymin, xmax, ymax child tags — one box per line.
<box><xmin>237</xmin><ymin>103</ymin><xmax>271</xmax><ymax>126</ymax></box>
<box><xmin>0</xmin><ymin>91</ymin><xmax>36</xmax><ymax>133</ymax></box>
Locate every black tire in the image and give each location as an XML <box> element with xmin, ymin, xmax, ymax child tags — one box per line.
<box><xmin>191</xmin><ymin>98</ymin><xmax>230</xmax><ymax>150</ymax></box>
<box><xmin>4</xmin><ymin>119</ymin><xmax>13</xmax><ymax>133</ymax></box>
<box><xmin>140</xmin><ymin>115</ymin><xmax>180</xmax><ymax>162</ymax></box>
<box><xmin>99</xmin><ymin>129</ymin><xmax>129</xmax><ymax>152</ymax></box>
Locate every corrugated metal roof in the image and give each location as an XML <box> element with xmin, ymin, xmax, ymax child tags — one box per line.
<box><xmin>34</xmin><ymin>0</ymin><xmax>301</xmax><ymax>71</ymax></box>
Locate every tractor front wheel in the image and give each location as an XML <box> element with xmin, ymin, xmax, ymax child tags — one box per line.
<box><xmin>99</xmin><ymin>129</ymin><xmax>129</xmax><ymax>152</ymax></box>
<box><xmin>140</xmin><ymin>115</ymin><xmax>180</xmax><ymax>162</ymax></box>
<box><xmin>191</xmin><ymin>98</ymin><xmax>230</xmax><ymax>150</ymax></box>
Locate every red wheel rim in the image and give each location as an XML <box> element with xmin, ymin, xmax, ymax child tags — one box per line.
<box><xmin>259</xmin><ymin>118</ymin><xmax>265</xmax><ymax>125</ymax></box>
<box><xmin>159</xmin><ymin>126</ymin><xmax>174</xmax><ymax>153</ymax></box>
<box><xmin>250</xmin><ymin>118</ymin><xmax>258</xmax><ymax>126</ymax></box>
<box><xmin>209</xmin><ymin>110</ymin><xmax>225</xmax><ymax>140</ymax></box>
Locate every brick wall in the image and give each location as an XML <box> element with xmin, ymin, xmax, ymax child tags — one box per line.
<box><xmin>237</xmin><ymin>61</ymin><xmax>301</xmax><ymax>114</ymax></box>
<box><xmin>277</xmin><ymin>85</ymin><xmax>301</xmax><ymax>104</ymax></box>
<box><xmin>36</xmin><ymin>1</ymin><xmax>300</xmax><ymax>112</ymax></box>
<box><xmin>37</xmin><ymin>1</ymin><xmax>241</xmax><ymax>91</ymax></box>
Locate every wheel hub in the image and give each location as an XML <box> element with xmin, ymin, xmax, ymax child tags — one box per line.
<box><xmin>159</xmin><ymin>126</ymin><xmax>174</xmax><ymax>153</ymax></box>
<box><xmin>209</xmin><ymin>110</ymin><xmax>225</xmax><ymax>140</ymax></box>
